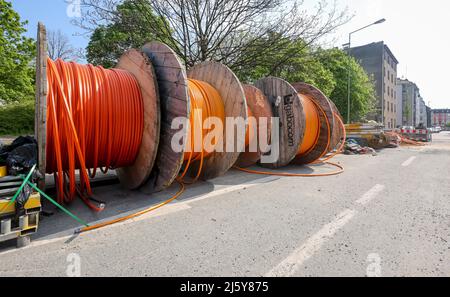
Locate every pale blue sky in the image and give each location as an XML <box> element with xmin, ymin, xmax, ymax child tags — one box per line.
<box><xmin>10</xmin><ymin>0</ymin><xmax>450</xmax><ymax>108</ymax></box>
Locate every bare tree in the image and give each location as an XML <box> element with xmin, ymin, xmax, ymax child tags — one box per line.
<box><xmin>74</xmin><ymin>0</ymin><xmax>349</xmax><ymax>73</ymax></box>
<box><xmin>47</xmin><ymin>29</ymin><xmax>85</xmax><ymax>61</ymax></box>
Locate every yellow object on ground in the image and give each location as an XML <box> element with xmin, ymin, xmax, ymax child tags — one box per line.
<box><xmin>0</xmin><ymin>193</ymin><xmax>41</xmax><ymax>216</ymax></box>
<box><xmin>0</xmin><ymin>166</ymin><xmax>7</xmax><ymax>177</ymax></box>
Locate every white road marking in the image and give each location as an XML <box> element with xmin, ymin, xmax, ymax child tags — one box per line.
<box><xmin>355</xmin><ymin>184</ymin><xmax>385</xmax><ymax>206</ymax></box>
<box><xmin>265</xmin><ymin>209</ymin><xmax>357</xmax><ymax>277</ymax></box>
<box><xmin>402</xmin><ymin>156</ymin><xmax>417</xmax><ymax>167</ymax></box>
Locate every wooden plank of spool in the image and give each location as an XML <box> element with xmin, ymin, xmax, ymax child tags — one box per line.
<box><xmin>254</xmin><ymin>77</ymin><xmax>305</xmax><ymax>168</ymax></box>
<box><xmin>329</xmin><ymin>100</ymin><xmax>344</xmax><ymax>150</ymax></box>
<box><xmin>140</xmin><ymin>42</ymin><xmax>190</xmax><ymax>193</ymax></box>
<box><xmin>35</xmin><ymin>22</ymin><xmax>48</xmax><ymax>190</ymax></box>
<box><xmin>115</xmin><ymin>49</ymin><xmax>161</xmax><ymax>190</ymax></box>
<box><xmin>291</xmin><ymin>82</ymin><xmax>334</xmax><ymax>165</ymax></box>
<box><xmin>188</xmin><ymin>62</ymin><xmax>248</xmax><ymax>180</ymax></box>
<box><xmin>235</xmin><ymin>85</ymin><xmax>273</xmax><ymax>168</ymax></box>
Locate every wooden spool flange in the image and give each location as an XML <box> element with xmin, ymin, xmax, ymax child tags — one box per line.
<box><xmin>254</xmin><ymin>77</ymin><xmax>305</xmax><ymax>168</ymax></box>
<box><xmin>188</xmin><ymin>62</ymin><xmax>248</xmax><ymax>180</ymax></box>
<box><xmin>291</xmin><ymin>82</ymin><xmax>335</xmax><ymax>165</ymax></box>
<box><xmin>35</xmin><ymin>23</ymin><xmax>48</xmax><ymax>190</ymax></box>
<box><xmin>115</xmin><ymin>49</ymin><xmax>161</xmax><ymax>190</ymax></box>
<box><xmin>35</xmin><ymin>23</ymin><xmax>160</xmax><ymax>191</ymax></box>
<box><xmin>235</xmin><ymin>85</ymin><xmax>273</xmax><ymax>167</ymax></box>
<box><xmin>328</xmin><ymin>100</ymin><xmax>345</xmax><ymax>150</ymax></box>
<box><xmin>141</xmin><ymin>42</ymin><xmax>190</xmax><ymax>193</ymax></box>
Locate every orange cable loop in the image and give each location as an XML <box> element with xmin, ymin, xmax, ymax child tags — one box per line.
<box><xmin>46</xmin><ymin>58</ymin><xmax>144</xmax><ymax>210</ymax></box>
<box><xmin>178</xmin><ymin>79</ymin><xmax>226</xmax><ymax>183</ymax></box>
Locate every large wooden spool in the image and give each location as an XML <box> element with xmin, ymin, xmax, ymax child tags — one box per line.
<box><xmin>142</xmin><ymin>42</ymin><xmax>248</xmax><ymax>187</ymax></box>
<box><xmin>35</xmin><ymin>23</ymin><xmax>160</xmax><ymax>191</ymax></box>
<box><xmin>254</xmin><ymin>77</ymin><xmax>305</xmax><ymax>168</ymax></box>
<box><xmin>235</xmin><ymin>85</ymin><xmax>273</xmax><ymax>167</ymax></box>
<box><xmin>187</xmin><ymin>62</ymin><xmax>248</xmax><ymax>180</ymax></box>
<box><xmin>291</xmin><ymin>82</ymin><xmax>334</xmax><ymax>165</ymax></box>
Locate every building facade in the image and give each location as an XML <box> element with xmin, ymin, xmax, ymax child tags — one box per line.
<box><xmin>431</xmin><ymin>109</ymin><xmax>450</xmax><ymax>127</ymax></box>
<box><xmin>418</xmin><ymin>96</ymin><xmax>427</xmax><ymax>127</ymax></box>
<box><xmin>349</xmin><ymin>41</ymin><xmax>399</xmax><ymax>129</ymax></box>
<box><xmin>397</xmin><ymin>79</ymin><xmax>420</xmax><ymax>127</ymax></box>
<box><xmin>426</xmin><ymin>106</ymin><xmax>432</xmax><ymax>128</ymax></box>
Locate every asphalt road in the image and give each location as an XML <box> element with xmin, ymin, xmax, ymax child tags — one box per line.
<box><xmin>0</xmin><ymin>132</ymin><xmax>449</xmax><ymax>277</ymax></box>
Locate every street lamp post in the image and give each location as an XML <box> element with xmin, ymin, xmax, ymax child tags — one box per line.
<box><xmin>346</xmin><ymin>18</ymin><xmax>386</xmax><ymax>124</ymax></box>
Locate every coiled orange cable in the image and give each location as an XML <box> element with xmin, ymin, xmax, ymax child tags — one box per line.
<box><xmin>46</xmin><ymin>58</ymin><xmax>144</xmax><ymax>210</ymax></box>
<box><xmin>78</xmin><ymin>78</ymin><xmax>227</xmax><ymax>233</ymax></box>
<box><xmin>245</xmin><ymin>107</ymin><xmax>256</xmax><ymax>148</ymax></box>
<box><xmin>179</xmin><ymin>79</ymin><xmax>226</xmax><ymax>182</ymax></box>
<box><xmin>297</xmin><ymin>94</ymin><xmax>321</xmax><ymax>157</ymax></box>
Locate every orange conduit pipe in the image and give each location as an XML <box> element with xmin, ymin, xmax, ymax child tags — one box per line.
<box><xmin>179</xmin><ymin>79</ymin><xmax>226</xmax><ymax>182</ymax></box>
<box><xmin>78</xmin><ymin>79</ymin><xmax>227</xmax><ymax>233</ymax></box>
<box><xmin>297</xmin><ymin>94</ymin><xmax>321</xmax><ymax>158</ymax></box>
<box><xmin>245</xmin><ymin>107</ymin><xmax>256</xmax><ymax>148</ymax></box>
<box><xmin>46</xmin><ymin>58</ymin><xmax>144</xmax><ymax>210</ymax></box>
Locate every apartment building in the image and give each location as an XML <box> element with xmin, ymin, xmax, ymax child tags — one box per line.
<box><xmin>349</xmin><ymin>41</ymin><xmax>398</xmax><ymax>129</ymax></box>
<box><xmin>349</xmin><ymin>41</ymin><xmax>399</xmax><ymax>129</ymax></box>
<box><xmin>432</xmin><ymin>109</ymin><xmax>450</xmax><ymax>127</ymax></box>
<box><xmin>396</xmin><ymin>78</ymin><xmax>430</xmax><ymax>127</ymax></box>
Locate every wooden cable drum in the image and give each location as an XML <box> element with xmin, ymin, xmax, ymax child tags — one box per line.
<box><xmin>254</xmin><ymin>77</ymin><xmax>305</xmax><ymax>168</ymax></box>
<box><xmin>235</xmin><ymin>85</ymin><xmax>273</xmax><ymax>167</ymax></box>
<box><xmin>291</xmin><ymin>82</ymin><xmax>335</xmax><ymax>165</ymax></box>
<box><xmin>34</xmin><ymin>23</ymin><xmax>160</xmax><ymax>208</ymax></box>
<box><xmin>141</xmin><ymin>42</ymin><xmax>247</xmax><ymax>191</ymax></box>
<box><xmin>187</xmin><ymin>62</ymin><xmax>247</xmax><ymax>180</ymax></box>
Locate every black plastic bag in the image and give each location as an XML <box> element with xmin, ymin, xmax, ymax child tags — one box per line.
<box><xmin>0</xmin><ymin>136</ymin><xmax>37</xmax><ymax>175</ymax></box>
<box><xmin>6</xmin><ymin>143</ymin><xmax>37</xmax><ymax>176</ymax></box>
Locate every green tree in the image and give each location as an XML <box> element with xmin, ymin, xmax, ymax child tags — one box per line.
<box><xmin>234</xmin><ymin>36</ymin><xmax>336</xmax><ymax>97</ymax></box>
<box><xmin>0</xmin><ymin>0</ymin><xmax>36</xmax><ymax>104</ymax></box>
<box><xmin>86</xmin><ymin>0</ymin><xmax>171</xmax><ymax>68</ymax></box>
<box><xmin>316</xmin><ymin>48</ymin><xmax>376</xmax><ymax>122</ymax></box>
